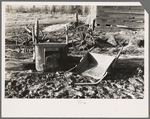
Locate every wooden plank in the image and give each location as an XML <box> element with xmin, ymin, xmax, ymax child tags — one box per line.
<box><xmin>105</xmin><ymin>11</ymin><xmax>144</xmax><ymax>15</ymax></box>
<box><xmin>130</xmin><ymin>6</ymin><xmax>144</xmax><ymax>10</ymax></box>
<box><xmin>97</xmin><ymin>6</ymin><xmax>131</xmax><ymax>10</ymax></box>
<box><xmin>104</xmin><ymin>10</ymin><xmax>144</xmax><ymax>14</ymax></box>
<box><xmin>97</xmin><ymin>13</ymin><xmax>144</xmax><ymax>19</ymax></box>
<box><xmin>109</xmin><ymin>13</ymin><xmax>144</xmax><ymax>19</ymax></box>
<box><xmin>96</xmin><ymin>18</ymin><xmax>144</xmax><ymax>28</ymax></box>
<box><xmin>96</xmin><ymin>17</ymin><xmax>144</xmax><ymax>23</ymax></box>
<box><xmin>94</xmin><ymin>26</ymin><xmax>143</xmax><ymax>32</ymax></box>
<box><xmin>97</xmin><ymin>11</ymin><xmax>144</xmax><ymax>17</ymax></box>
<box><xmin>96</xmin><ymin>17</ymin><xmax>144</xmax><ymax>24</ymax></box>
<box><xmin>97</xmin><ymin>8</ymin><xmax>144</xmax><ymax>14</ymax></box>
<box><xmin>96</xmin><ymin>17</ymin><xmax>144</xmax><ymax>21</ymax></box>
<box><xmin>97</xmin><ymin>6</ymin><xmax>144</xmax><ymax>11</ymax></box>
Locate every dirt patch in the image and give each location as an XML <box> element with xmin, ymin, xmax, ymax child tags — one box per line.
<box><xmin>4</xmin><ymin>12</ymin><xmax>144</xmax><ymax>99</ymax></box>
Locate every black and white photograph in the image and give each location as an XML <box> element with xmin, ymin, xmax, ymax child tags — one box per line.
<box><xmin>1</xmin><ymin>1</ymin><xmax>149</xmax><ymax>118</ymax></box>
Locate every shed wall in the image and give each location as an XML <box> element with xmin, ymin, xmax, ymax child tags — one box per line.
<box><xmin>95</xmin><ymin>6</ymin><xmax>144</xmax><ymax>32</ymax></box>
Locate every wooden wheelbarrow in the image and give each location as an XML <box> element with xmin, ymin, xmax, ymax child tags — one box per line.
<box><xmin>74</xmin><ymin>47</ymin><xmax>123</xmax><ymax>85</ymax></box>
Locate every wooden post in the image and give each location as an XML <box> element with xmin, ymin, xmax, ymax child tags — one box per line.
<box><xmin>65</xmin><ymin>25</ymin><xmax>68</xmax><ymax>44</ymax></box>
<box><xmin>32</xmin><ymin>27</ymin><xmax>35</xmax><ymax>62</ymax></box>
<box><xmin>75</xmin><ymin>13</ymin><xmax>78</xmax><ymax>26</ymax></box>
<box><xmin>32</xmin><ymin>27</ymin><xmax>35</xmax><ymax>43</ymax></box>
<box><xmin>35</xmin><ymin>18</ymin><xmax>39</xmax><ymax>43</ymax></box>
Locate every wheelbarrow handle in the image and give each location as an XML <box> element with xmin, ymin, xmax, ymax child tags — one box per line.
<box><xmin>116</xmin><ymin>46</ymin><xmax>124</xmax><ymax>59</ymax></box>
<box><xmin>111</xmin><ymin>46</ymin><xmax>124</xmax><ymax>69</ymax></box>
<box><xmin>74</xmin><ymin>72</ymin><xmax>108</xmax><ymax>85</ymax></box>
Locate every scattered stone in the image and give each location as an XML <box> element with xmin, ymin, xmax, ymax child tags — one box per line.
<box><xmin>64</xmin><ymin>72</ymin><xmax>73</xmax><ymax>78</ymax></box>
<box><xmin>113</xmin><ymin>83</ymin><xmax>122</xmax><ymax>89</ymax></box>
<box><xmin>74</xmin><ymin>91</ymin><xmax>84</xmax><ymax>97</ymax></box>
<box><xmin>82</xmin><ymin>86</ymin><xmax>88</xmax><ymax>91</ymax></box>
<box><xmin>124</xmin><ymin>92</ymin><xmax>135</xmax><ymax>99</ymax></box>
<box><xmin>135</xmin><ymin>77</ymin><xmax>144</xmax><ymax>84</ymax></box>
<box><xmin>74</xmin><ymin>86</ymin><xmax>82</xmax><ymax>91</ymax></box>
<box><xmin>102</xmin><ymin>87</ymin><xmax>109</xmax><ymax>94</ymax></box>
<box><xmin>66</xmin><ymin>78</ymin><xmax>73</xmax><ymax>85</ymax></box>
<box><xmin>22</xmin><ymin>89</ymin><xmax>29</xmax><ymax>96</ymax></box>
<box><xmin>113</xmin><ymin>93</ymin><xmax>119</xmax><ymax>99</ymax></box>
<box><xmin>128</xmin><ymin>78</ymin><xmax>142</xmax><ymax>86</ymax></box>
<box><xmin>127</xmin><ymin>84</ymin><xmax>135</xmax><ymax>92</ymax></box>
<box><xmin>45</xmin><ymin>81</ymin><xmax>54</xmax><ymax>88</ymax></box>
<box><xmin>55</xmin><ymin>71</ymin><xmax>60</xmax><ymax>76</ymax></box>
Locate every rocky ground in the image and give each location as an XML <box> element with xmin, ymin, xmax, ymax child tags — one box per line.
<box><xmin>4</xmin><ymin>12</ymin><xmax>144</xmax><ymax>99</ymax></box>
<box><xmin>5</xmin><ymin>68</ymin><xmax>144</xmax><ymax>99</ymax></box>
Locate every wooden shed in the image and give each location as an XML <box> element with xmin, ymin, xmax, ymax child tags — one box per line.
<box><xmin>86</xmin><ymin>6</ymin><xmax>144</xmax><ymax>32</ymax></box>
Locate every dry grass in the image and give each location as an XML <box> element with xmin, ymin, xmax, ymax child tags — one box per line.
<box><xmin>5</xmin><ymin>12</ymin><xmax>86</xmax><ymax>37</ymax></box>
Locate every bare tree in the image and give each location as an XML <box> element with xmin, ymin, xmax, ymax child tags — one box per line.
<box><xmin>45</xmin><ymin>5</ymin><xmax>48</xmax><ymax>14</ymax></box>
<box><xmin>82</xmin><ymin>5</ymin><xmax>85</xmax><ymax>15</ymax></box>
<box><xmin>6</xmin><ymin>5</ymin><xmax>10</xmax><ymax>12</ymax></box>
<box><xmin>33</xmin><ymin>5</ymin><xmax>35</xmax><ymax>13</ymax></box>
<box><xmin>51</xmin><ymin>5</ymin><xmax>56</xmax><ymax>14</ymax></box>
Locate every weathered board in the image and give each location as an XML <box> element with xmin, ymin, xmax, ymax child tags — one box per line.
<box><xmin>95</xmin><ymin>6</ymin><xmax>144</xmax><ymax>31</ymax></box>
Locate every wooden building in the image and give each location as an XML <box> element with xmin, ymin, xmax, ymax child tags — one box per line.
<box><xmin>86</xmin><ymin>6</ymin><xmax>144</xmax><ymax>32</ymax></box>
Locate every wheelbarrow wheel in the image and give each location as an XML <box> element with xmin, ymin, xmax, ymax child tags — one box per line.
<box><xmin>72</xmin><ymin>31</ymin><xmax>95</xmax><ymax>53</ymax></box>
<box><xmin>16</xmin><ymin>34</ymin><xmax>33</xmax><ymax>53</ymax></box>
<box><xmin>74</xmin><ymin>25</ymin><xmax>93</xmax><ymax>35</ymax></box>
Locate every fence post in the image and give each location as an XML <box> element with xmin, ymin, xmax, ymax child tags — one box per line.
<box><xmin>32</xmin><ymin>27</ymin><xmax>35</xmax><ymax>62</ymax></box>
<box><xmin>32</xmin><ymin>27</ymin><xmax>35</xmax><ymax>43</ymax></box>
<box><xmin>75</xmin><ymin>13</ymin><xmax>78</xmax><ymax>26</ymax></box>
<box><xmin>65</xmin><ymin>25</ymin><xmax>68</xmax><ymax>44</ymax></box>
<box><xmin>35</xmin><ymin>18</ymin><xmax>39</xmax><ymax>43</ymax></box>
